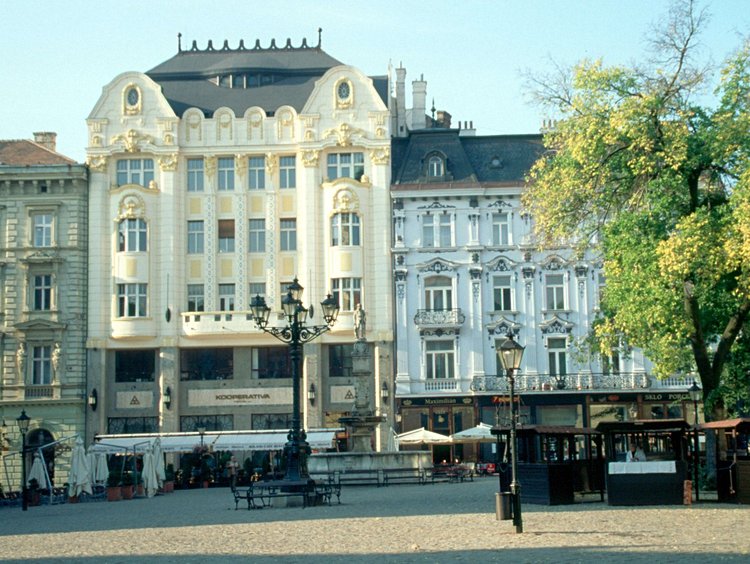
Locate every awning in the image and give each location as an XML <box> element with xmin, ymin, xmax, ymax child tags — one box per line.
<box><xmin>90</xmin><ymin>429</ymin><xmax>341</xmax><ymax>454</ymax></box>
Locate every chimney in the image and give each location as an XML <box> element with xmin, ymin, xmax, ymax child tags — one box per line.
<box><xmin>436</xmin><ymin>111</ymin><xmax>452</xmax><ymax>128</ymax></box>
<box><xmin>411</xmin><ymin>74</ymin><xmax>427</xmax><ymax>130</ymax></box>
<box><xmin>458</xmin><ymin>120</ymin><xmax>476</xmax><ymax>137</ymax></box>
<box><xmin>33</xmin><ymin>132</ymin><xmax>57</xmax><ymax>152</ymax></box>
<box><xmin>396</xmin><ymin>66</ymin><xmax>407</xmax><ymax>136</ymax></box>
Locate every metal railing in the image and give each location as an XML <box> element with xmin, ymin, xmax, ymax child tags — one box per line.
<box><xmin>24</xmin><ymin>385</ymin><xmax>54</xmax><ymax>398</ymax></box>
<box><xmin>413</xmin><ymin>308</ymin><xmax>465</xmax><ymax>326</ymax></box>
<box><xmin>470</xmin><ymin>372</ymin><xmax>692</xmax><ymax>393</ymax></box>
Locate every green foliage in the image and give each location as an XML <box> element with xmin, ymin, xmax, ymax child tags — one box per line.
<box><xmin>106</xmin><ymin>470</ymin><xmax>121</xmax><ymax>488</ymax></box>
<box><xmin>524</xmin><ymin>1</ymin><xmax>750</xmax><ymax>416</ymax></box>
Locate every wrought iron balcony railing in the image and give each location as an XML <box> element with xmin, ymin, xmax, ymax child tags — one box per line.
<box><xmin>470</xmin><ymin>372</ymin><xmax>692</xmax><ymax>393</ymax></box>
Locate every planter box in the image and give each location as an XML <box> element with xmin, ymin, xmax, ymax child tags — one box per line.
<box><xmin>163</xmin><ymin>480</ymin><xmax>174</xmax><ymax>493</ymax></box>
<box><xmin>107</xmin><ymin>487</ymin><xmax>122</xmax><ymax>501</ymax></box>
<box><xmin>121</xmin><ymin>485</ymin><xmax>135</xmax><ymax>500</ymax></box>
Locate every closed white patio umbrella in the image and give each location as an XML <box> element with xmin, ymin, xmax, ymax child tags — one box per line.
<box><xmin>141</xmin><ymin>447</ymin><xmax>159</xmax><ymax>498</ymax></box>
<box><xmin>27</xmin><ymin>452</ymin><xmax>49</xmax><ymax>489</ymax></box>
<box><xmin>68</xmin><ymin>437</ymin><xmax>93</xmax><ymax>498</ymax></box>
<box><xmin>152</xmin><ymin>438</ymin><xmax>165</xmax><ymax>487</ymax></box>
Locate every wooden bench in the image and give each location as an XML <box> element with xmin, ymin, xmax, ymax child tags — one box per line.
<box><xmin>382</xmin><ymin>468</ymin><xmax>427</xmax><ymax>486</ymax></box>
<box><xmin>427</xmin><ymin>465</ymin><xmax>474</xmax><ymax>484</ymax></box>
<box><xmin>233</xmin><ymin>478</ymin><xmax>341</xmax><ymax>509</ymax></box>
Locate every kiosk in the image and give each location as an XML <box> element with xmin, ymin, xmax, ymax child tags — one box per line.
<box><xmin>700</xmin><ymin>418</ymin><xmax>750</xmax><ymax>504</ymax></box>
<box><xmin>491</xmin><ymin>425</ymin><xmax>604</xmax><ymax>505</ymax></box>
<box><xmin>597</xmin><ymin>419</ymin><xmax>690</xmax><ymax>505</ymax></box>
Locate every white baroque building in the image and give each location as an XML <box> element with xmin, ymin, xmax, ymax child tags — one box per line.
<box><xmin>84</xmin><ymin>37</ymin><xmax>394</xmax><ymax>447</ymax></box>
<box><xmin>390</xmin><ymin>124</ymin><xmax>693</xmax><ymax>463</ymax></box>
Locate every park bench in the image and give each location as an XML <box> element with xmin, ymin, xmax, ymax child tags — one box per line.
<box><xmin>233</xmin><ymin>478</ymin><xmax>340</xmax><ymax>509</ymax></box>
<box><xmin>382</xmin><ymin>468</ymin><xmax>427</xmax><ymax>486</ymax></box>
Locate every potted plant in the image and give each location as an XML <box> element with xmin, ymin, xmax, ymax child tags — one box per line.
<box><xmin>200</xmin><ymin>460</ymin><xmax>211</xmax><ymax>488</ymax></box>
<box><xmin>121</xmin><ymin>471</ymin><xmax>135</xmax><ymax>500</ymax></box>
<box><xmin>106</xmin><ymin>471</ymin><xmax>122</xmax><ymax>501</ymax></box>
<box><xmin>163</xmin><ymin>464</ymin><xmax>175</xmax><ymax>493</ymax></box>
<box><xmin>27</xmin><ymin>478</ymin><xmax>41</xmax><ymax>506</ymax></box>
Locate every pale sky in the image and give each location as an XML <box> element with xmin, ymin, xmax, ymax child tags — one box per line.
<box><xmin>1</xmin><ymin>0</ymin><xmax>747</xmax><ymax>161</ymax></box>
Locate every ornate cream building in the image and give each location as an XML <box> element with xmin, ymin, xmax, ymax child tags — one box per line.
<box><xmin>85</xmin><ymin>37</ymin><xmax>395</xmax><ymax>446</ymax></box>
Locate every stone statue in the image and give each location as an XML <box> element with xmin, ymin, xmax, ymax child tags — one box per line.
<box><xmin>17</xmin><ymin>343</ymin><xmax>26</xmax><ymax>379</ymax></box>
<box><xmin>52</xmin><ymin>342</ymin><xmax>62</xmax><ymax>377</ymax></box>
<box><xmin>354</xmin><ymin>304</ymin><xmax>366</xmax><ymax>341</ymax></box>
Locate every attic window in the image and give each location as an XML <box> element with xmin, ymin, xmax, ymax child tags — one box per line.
<box><xmin>428</xmin><ymin>156</ymin><xmax>444</xmax><ymax>177</ymax></box>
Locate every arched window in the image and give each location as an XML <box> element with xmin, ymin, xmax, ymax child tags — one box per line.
<box><xmin>331</xmin><ymin>212</ymin><xmax>361</xmax><ymax>246</ymax></box>
<box><xmin>118</xmin><ymin>218</ymin><xmax>147</xmax><ymax>252</ymax></box>
<box><xmin>428</xmin><ymin>155</ymin><xmax>444</xmax><ymax>177</ymax></box>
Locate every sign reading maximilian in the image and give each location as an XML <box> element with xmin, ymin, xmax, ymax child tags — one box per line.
<box><xmin>188</xmin><ymin>388</ymin><xmax>290</xmax><ymax>407</ymax></box>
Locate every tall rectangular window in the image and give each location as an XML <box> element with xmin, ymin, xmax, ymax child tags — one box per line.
<box><xmin>280</xmin><ymin>219</ymin><xmax>296</xmax><ymax>251</ymax></box>
<box><xmin>331</xmin><ymin>213</ymin><xmax>360</xmax><ymax>246</ymax></box>
<box><xmin>32</xmin><ymin>345</ymin><xmax>52</xmax><ymax>385</ymax></box>
<box><xmin>422</xmin><ymin>214</ymin><xmax>452</xmax><ymax>247</ymax></box>
<box><xmin>33</xmin><ymin>274</ymin><xmax>52</xmax><ymax>311</ymax></box>
<box><xmin>217</xmin><ymin>157</ymin><xmax>235</xmax><ymax>191</ymax></box>
<box><xmin>425</xmin><ymin>340</ymin><xmax>455</xmax><ymax>379</ymax></box>
<box><xmin>248</xmin><ymin>156</ymin><xmax>265</xmax><ymax>190</ymax></box>
<box><xmin>117</xmin><ymin>283</ymin><xmax>148</xmax><ymax>317</ymax></box>
<box><xmin>493</xmin><ymin>275</ymin><xmax>513</xmax><ymax>311</ymax></box>
<box><xmin>327</xmin><ymin>152</ymin><xmax>364</xmax><ymax>181</ymax></box>
<box><xmin>219</xmin><ymin>284</ymin><xmax>235</xmax><ymax>311</ymax></box>
<box><xmin>118</xmin><ymin>218</ymin><xmax>147</xmax><ymax>252</ymax></box>
<box><xmin>116</xmin><ymin>159</ymin><xmax>154</xmax><ymax>187</ymax></box>
<box><xmin>249</xmin><ymin>282</ymin><xmax>266</xmax><ymax>305</ymax></box>
<box><xmin>248</xmin><ymin>219</ymin><xmax>266</xmax><ymax>252</ymax></box>
<box><xmin>331</xmin><ymin>277</ymin><xmax>361</xmax><ymax>311</ymax></box>
<box><xmin>492</xmin><ymin>212</ymin><xmax>511</xmax><ymax>246</ymax></box>
<box><xmin>548</xmin><ymin>337</ymin><xmax>567</xmax><ymax>376</ymax></box>
<box><xmin>218</xmin><ymin>219</ymin><xmax>235</xmax><ymax>253</ymax></box>
<box><xmin>329</xmin><ymin>344</ymin><xmax>354</xmax><ymax>378</ymax></box>
<box><xmin>424</xmin><ymin>276</ymin><xmax>452</xmax><ymax>310</ymax></box>
<box><xmin>115</xmin><ymin>350</ymin><xmax>155</xmax><ymax>382</ymax></box>
<box><xmin>187</xmin><ymin>221</ymin><xmax>204</xmax><ymax>254</ymax></box>
<box><xmin>279</xmin><ymin>156</ymin><xmax>296</xmax><ymax>189</ymax></box>
<box><xmin>187</xmin><ymin>158</ymin><xmax>204</xmax><ymax>192</ymax></box>
<box><xmin>252</xmin><ymin>347</ymin><xmax>291</xmax><ymax>379</ymax></box>
<box><xmin>32</xmin><ymin>213</ymin><xmax>53</xmax><ymax>247</ymax></box>
<box><xmin>187</xmin><ymin>284</ymin><xmax>205</xmax><ymax>312</ymax></box>
<box><xmin>545</xmin><ymin>274</ymin><xmax>566</xmax><ymax>310</ymax></box>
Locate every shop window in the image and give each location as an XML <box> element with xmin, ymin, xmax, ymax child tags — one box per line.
<box><xmin>180</xmin><ymin>348</ymin><xmax>234</xmax><ymax>380</ymax></box>
<box><xmin>115</xmin><ymin>350</ymin><xmax>155</xmax><ymax>382</ymax></box>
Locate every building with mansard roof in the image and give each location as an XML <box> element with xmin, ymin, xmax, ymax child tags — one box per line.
<box><xmin>390</xmin><ymin>116</ymin><xmax>695</xmax><ymax>464</ymax></box>
<box><xmin>0</xmin><ymin>132</ymin><xmax>88</xmax><ymax>489</ymax></box>
<box><xmin>84</xmin><ymin>35</ymin><xmax>396</xmax><ymax>451</ymax></box>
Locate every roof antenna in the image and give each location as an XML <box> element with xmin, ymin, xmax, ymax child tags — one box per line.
<box><xmin>178</xmin><ymin>32</ymin><xmax>182</xmax><ymax>53</ymax></box>
<box><xmin>317</xmin><ymin>27</ymin><xmax>322</xmax><ymax>49</ymax></box>
<box><xmin>431</xmin><ymin>98</ymin><xmax>436</xmax><ymax>124</ymax></box>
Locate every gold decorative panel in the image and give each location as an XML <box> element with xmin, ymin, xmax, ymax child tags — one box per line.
<box><xmin>218</xmin><ymin>196</ymin><xmax>233</xmax><ymax>214</ymax></box>
<box><xmin>251</xmin><ymin>258</ymin><xmax>265</xmax><ymax>277</ymax></box>
<box><xmin>189</xmin><ymin>259</ymin><xmax>202</xmax><ymax>279</ymax></box>
<box><xmin>281</xmin><ymin>195</ymin><xmax>295</xmax><ymax>213</ymax></box>
<box><xmin>188</xmin><ymin>197</ymin><xmax>202</xmax><ymax>215</ymax></box>
<box><xmin>220</xmin><ymin>258</ymin><xmax>234</xmax><ymax>277</ymax></box>
<box><xmin>281</xmin><ymin>257</ymin><xmax>295</xmax><ymax>277</ymax></box>
<box><xmin>250</xmin><ymin>195</ymin><xmax>264</xmax><ymax>214</ymax></box>
<box><xmin>340</xmin><ymin>252</ymin><xmax>352</xmax><ymax>272</ymax></box>
<box><xmin>125</xmin><ymin>258</ymin><xmax>137</xmax><ymax>277</ymax></box>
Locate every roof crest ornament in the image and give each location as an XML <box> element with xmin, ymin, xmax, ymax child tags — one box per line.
<box><xmin>180</xmin><ymin>35</ymin><xmax>322</xmax><ymax>54</ymax></box>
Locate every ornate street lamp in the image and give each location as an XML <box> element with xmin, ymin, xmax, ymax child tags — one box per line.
<box><xmin>250</xmin><ymin>278</ymin><xmax>339</xmax><ymax>482</ymax></box>
<box><xmin>197</xmin><ymin>426</ymin><xmax>206</xmax><ymax>448</ymax></box>
<box><xmin>497</xmin><ymin>334</ymin><xmax>525</xmax><ymax>533</ymax></box>
<box><xmin>688</xmin><ymin>380</ymin><xmax>702</xmax><ymax>502</ymax></box>
<box><xmin>17</xmin><ymin>410</ymin><xmax>31</xmax><ymax>511</ymax></box>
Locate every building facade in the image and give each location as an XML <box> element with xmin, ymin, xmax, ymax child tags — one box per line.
<box><xmin>84</xmin><ymin>37</ymin><xmax>395</xmax><ymax>447</ymax></box>
<box><xmin>0</xmin><ymin>133</ymin><xmax>88</xmax><ymax>487</ymax></box>
<box><xmin>390</xmin><ymin>125</ymin><xmax>695</xmax><ymax>463</ymax></box>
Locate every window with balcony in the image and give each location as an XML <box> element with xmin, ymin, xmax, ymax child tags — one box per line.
<box><xmin>115</xmin><ymin>349</ymin><xmax>155</xmax><ymax>382</ymax></box>
<box><xmin>32</xmin><ymin>213</ymin><xmax>53</xmax><ymax>247</ymax></box>
<box><xmin>218</xmin><ymin>219</ymin><xmax>235</xmax><ymax>253</ymax></box>
<box><xmin>252</xmin><ymin>347</ymin><xmax>292</xmax><ymax>379</ymax></box>
<box><xmin>117</xmin><ymin>283</ymin><xmax>147</xmax><ymax>317</ymax></box>
<box><xmin>279</xmin><ymin>156</ymin><xmax>296</xmax><ymax>189</ymax></box>
<box><xmin>248</xmin><ymin>156</ymin><xmax>265</xmax><ymax>190</ymax></box>
<box><xmin>180</xmin><ymin>348</ymin><xmax>234</xmax><ymax>380</ymax></box>
<box><xmin>187</xmin><ymin>220</ymin><xmax>204</xmax><ymax>254</ymax></box>
<box><xmin>280</xmin><ymin>219</ymin><xmax>296</xmax><ymax>251</ymax></box>
<box><xmin>327</xmin><ymin>152</ymin><xmax>364</xmax><ymax>181</ymax></box>
<box><xmin>187</xmin><ymin>158</ymin><xmax>204</xmax><ymax>192</ymax></box>
<box><xmin>187</xmin><ymin>284</ymin><xmax>204</xmax><ymax>312</ymax></box>
<box><xmin>545</xmin><ymin>274</ymin><xmax>566</xmax><ymax>311</ymax></box>
<box><xmin>32</xmin><ymin>345</ymin><xmax>52</xmax><ymax>385</ymax></box>
<box><xmin>548</xmin><ymin>337</ymin><xmax>567</xmax><ymax>376</ymax></box>
<box><xmin>424</xmin><ymin>276</ymin><xmax>452</xmax><ymax>310</ymax></box>
<box><xmin>219</xmin><ymin>284</ymin><xmax>235</xmax><ymax>311</ymax></box>
<box><xmin>493</xmin><ymin>275</ymin><xmax>513</xmax><ymax>312</ymax></box>
<box><xmin>32</xmin><ymin>274</ymin><xmax>53</xmax><ymax>311</ymax></box>
<box><xmin>331</xmin><ymin>277</ymin><xmax>361</xmax><ymax>311</ymax></box>
<box><xmin>248</xmin><ymin>219</ymin><xmax>265</xmax><ymax>252</ymax></box>
<box><xmin>331</xmin><ymin>212</ymin><xmax>360</xmax><ymax>246</ymax></box>
<box><xmin>118</xmin><ymin>218</ymin><xmax>147</xmax><ymax>252</ymax></box>
<box><xmin>217</xmin><ymin>157</ymin><xmax>235</xmax><ymax>191</ymax></box>
<box><xmin>116</xmin><ymin>159</ymin><xmax>154</xmax><ymax>187</ymax></box>
<box><xmin>492</xmin><ymin>212</ymin><xmax>511</xmax><ymax>246</ymax></box>
<box><xmin>425</xmin><ymin>340</ymin><xmax>455</xmax><ymax>379</ymax></box>
<box><xmin>422</xmin><ymin>213</ymin><xmax>452</xmax><ymax>247</ymax></box>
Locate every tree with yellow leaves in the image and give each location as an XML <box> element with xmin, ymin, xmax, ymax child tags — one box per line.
<box><xmin>524</xmin><ymin>0</ymin><xmax>750</xmax><ymax>419</ymax></box>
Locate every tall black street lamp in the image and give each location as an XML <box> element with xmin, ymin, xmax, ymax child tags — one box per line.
<box><xmin>497</xmin><ymin>334</ymin><xmax>525</xmax><ymax>534</ymax></box>
<box><xmin>16</xmin><ymin>410</ymin><xmax>31</xmax><ymax>511</ymax></box>
<box><xmin>251</xmin><ymin>278</ymin><xmax>339</xmax><ymax>482</ymax></box>
<box><xmin>688</xmin><ymin>380</ymin><xmax>702</xmax><ymax>502</ymax></box>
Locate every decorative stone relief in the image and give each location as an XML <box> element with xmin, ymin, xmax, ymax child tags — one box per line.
<box><xmin>216</xmin><ymin>111</ymin><xmax>233</xmax><ymax>141</ymax></box>
<box><xmin>265</xmin><ymin>153</ymin><xmax>278</xmax><ymax>176</ymax></box>
<box><xmin>118</xmin><ymin>194</ymin><xmax>146</xmax><ymax>219</ymax></box>
<box><xmin>301</xmin><ymin>150</ymin><xmax>319</xmax><ymax>167</ymax></box>
<box><xmin>158</xmin><ymin>154</ymin><xmax>178</xmax><ymax>171</ymax></box>
<box><xmin>235</xmin><ymin>154</ymin><xmax>247</xmax><ymax>181</ymax></box>
<box><xmin>369</xmin><ymin>147</ymin><xmax>390</xmax><ymax>165</ymax></box>
<box><xmin>110</xmin><ymin>129</ymin><xmax>154</xmax><ymax>153</ymax></box>
<box><xmin>247</xmin><ymin>110</ymin><xmax>264</xmax><ymax>140</ymax></box>
<box><xmin>277</xmin><ymin>110</ymin><xmax>294</xmax><ymax>140</ymax></box>
<box><xmin>205</xmin><ymin>156</ymin><xmax>217</xmax><ymax>179</ymax></box>
<box><xmin>87</xmin><ymin>155</ymin><xmax>107</xmax><ymax>172</ymax></box>
<box><xmin>333</xmin><ymin>189</ymin><xmax>359</xmax><ymax>212</ymax></box>
<box><xmin>185</xmin><ymin>111</ymin><xmax>203</xmax><ymax>142</ymax></box>
<box><xmin>323</xmin><ymin>123</ymin><xmax>364</xmax><ymax>147</ymax></box>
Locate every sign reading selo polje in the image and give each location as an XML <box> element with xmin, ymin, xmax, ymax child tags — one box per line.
<box><xmin>188</xmin><ymin>388</ymin><xmax>291</xmax><ymax>407</ymax></box>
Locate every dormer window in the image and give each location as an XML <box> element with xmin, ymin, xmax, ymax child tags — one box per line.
<box><xmin>428</xmin><ymin>155</ymin><xmax>444</xmax><ymax>177</ymax></box>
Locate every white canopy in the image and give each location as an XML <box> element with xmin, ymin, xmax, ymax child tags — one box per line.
<box><xmin>450</xmin><ymin>422</ymin><xmax>495</xmax><ymax>443</ymax></box>
<box><xmin>90</xmin><ymin>429</ymin><xmax>341</xmax><ymax>454</ymax></box>
<box><xmin>396</xmin><ymin>427</ymin><xmax>452</xmax><ymax>445</ymax></box>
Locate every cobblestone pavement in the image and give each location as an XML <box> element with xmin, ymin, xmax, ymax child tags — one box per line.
<box><xmin>0</xmin><ymin>478</ymin><xmax>748</xmax><ymax>563</ymax></box>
